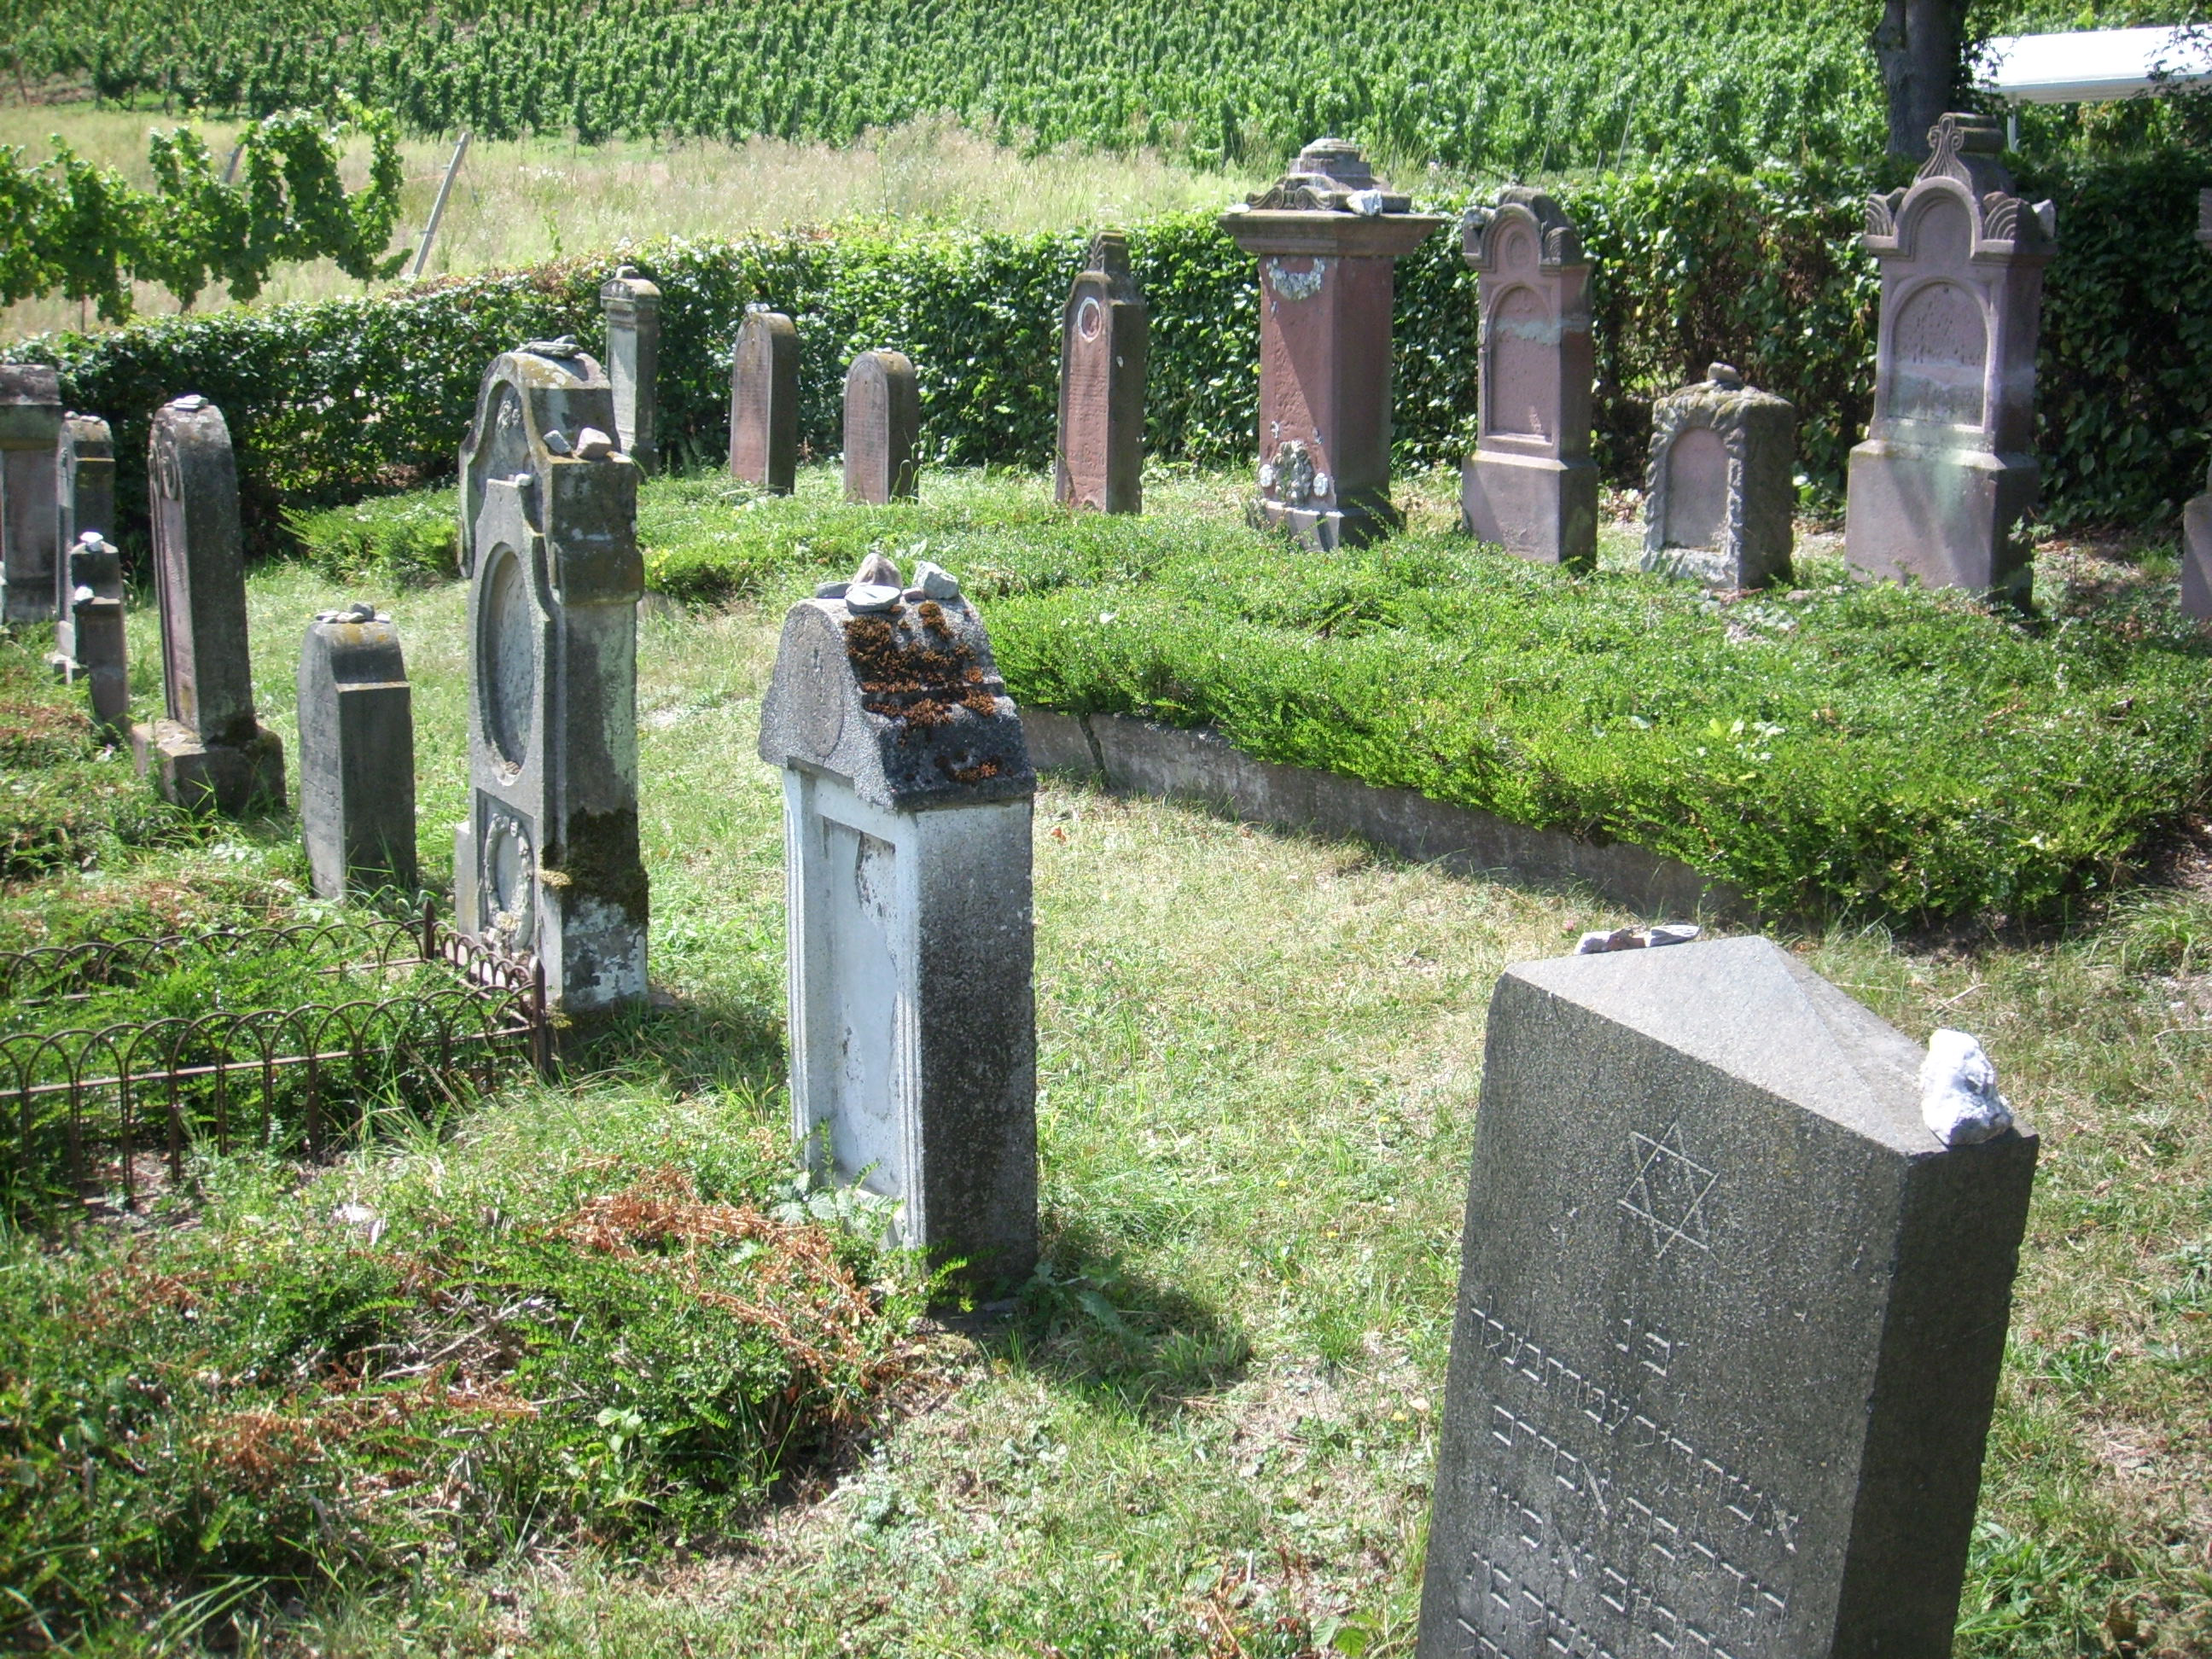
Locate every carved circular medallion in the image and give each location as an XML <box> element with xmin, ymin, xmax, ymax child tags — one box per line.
<box><xmin>480</xmin><ymin>544</ymin><xmax>535</xmax><ymax>771</ymax></box>
<box><xmin>794</xmin><ymin>605</ymin><xmax>847</xmax><ymax>759</ymax></box>
<box><xmin>151</xmin><ymin>426</ymin><xmax>183</xmax><ymax>503</ymax></box>
<box><xmin>1075</xmin><ymin>295</ymin><xmax>1105</xmax><ymax>342</ymax></box>
<box><xmin>482</xmin><ymin>812</ymin><xmax>537</xmax><ymax>950</ymax></box>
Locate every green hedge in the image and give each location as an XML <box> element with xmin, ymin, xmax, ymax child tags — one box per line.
<box><xmin>8</xmin><ymin>151</ymin><xmax>2211</xmax><ymax>555</ymax></box>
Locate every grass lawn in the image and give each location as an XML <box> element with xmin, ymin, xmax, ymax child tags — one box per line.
<box><xmin>0</xmin><ymin>473</ymin><xmax>2207</xmax><ymax>1653</ymax></box>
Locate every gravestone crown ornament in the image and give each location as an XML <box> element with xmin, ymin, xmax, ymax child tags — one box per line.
<box><xmin>759</xmin><ymin>552</ymin><xmax>1038</xmax><ymax>1286</ymax></box>
<box><xmin>1056</xmin><ymin>230</ymin><xmax>1149</xmax><ymax>515</ymax></box>
<box><xmin>1220</xmin><ymin>139</ymin><xmax>1444</xmax><ymax>550</ymax></box>
<box><xmin>1846</xmin><ymin>113</ymin><xmax>2056</xmax><ymax>595</ymax></box>
<box><xmin>1460</xmin><ymin>187</ymin><xmax>1598</xmax><ymax>568</ymax></box>
<box><xmin>453</xmin><ymin>345</ymin><xmax>647</xmax><ymax>1011</ymax></box>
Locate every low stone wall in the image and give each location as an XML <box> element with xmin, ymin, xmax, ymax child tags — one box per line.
<box><xmin>1021</xmin><ymin>708</ymin><xmax>1746</xmax><ymax>921</ymax></box>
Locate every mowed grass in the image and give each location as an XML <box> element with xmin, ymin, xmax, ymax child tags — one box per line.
<box><xmin>0</xmin><ymin>484</ymin><xmax>2207</xmax><ymax>1651</ymax></box>
<box><xmin>0</xmin><ymin>103</ymin><xmax>1260</xmax><ymax>341</ymax></box>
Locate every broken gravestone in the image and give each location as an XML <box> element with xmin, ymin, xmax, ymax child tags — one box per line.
<box><xmin>0</xmin><ymin>366</ymin><xmax>64</xmax><ymax>624</ymax></box>
<box><xmin>843</xmin><ymin>350</ymin><xmax>920</xmax><ymax>504</ymax></box>
<box><xmin>2181</xmin><ymin>190</ymin><xmax>2212</xmax><ymax>619</ymax></box>
<box><xmin>299</xmin><ymin>601</ymin><xmax>419</xmax><ymax>899</ymax></box>
<box><xmin>1847</xmin><ymin>114</ymin><xmax>2054</xmax><ymax>597</ymax></box>
<box><xmin>600</xmin><ymin>265</ymin><xmax>661</xmax><ymax>474</ymax></box>
<box><xmin>61</xmin><ymin>533</ymin><xmax>127</xmax><ymax>735</ymax></box>
<box><xmin>1220</xmin><ymin>138</ymin><xmax>1445</xmax><ymax>549</ymax></box>
<box><xmin>454</xmin><ymin>343</ymin><xmax>648</xmax><ymax>1010</ymax></box>
<box><xmin>52</xmin><ymin>412</ymin><xmax>116</xmax><ymax>687</ymax></box>
<box><xmin>131</xmin><ymin>397</ymin><xmax>286</xmax><ymax>815</ymax></box>
<box><xmin>730</xmin><ymin>306</ymin><xmax>800</xmax><ymax>494</ymax></box>
<box><xmin>757</xmin><ymin>550</ymin><xmax>1038</xmax><ymax>1286</ymax></box>
<box><xmin>1416</xmin><ymin>935</ymin><xmax>2037</xmax><ymax>1659</ymax></box>
<box><xmin>1461</xmin><ymin>189</ymin><xmax>1598</xmax><ymax>569</ymax></box>
<box><xmin>1643</xmin><ymin>365</ymin><xmax>1797</xmax><ymax>589</ymax></box>
<box><xmin>1056</xmin><ymin>230</ymin><xmax>1148</xmax><ymax>514</ymax></box>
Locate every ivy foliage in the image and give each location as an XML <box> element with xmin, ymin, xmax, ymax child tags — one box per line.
<box><xmin>0</xmin><ymin>102</ymin><xmax>407</xmax><ymax>322</ymax></box>
<box><xmin>8</xmin><ymin>153</ymin><xmax>2212</xmax><ymax>556</ymax></box>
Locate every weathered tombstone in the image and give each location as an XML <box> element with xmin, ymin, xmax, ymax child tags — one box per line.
<box><xmin>131</xmin><ymin>397</ymin><xmax>286</xmax><ymax>815</ymax></box>
<box><xmin>1461</xmin><ymin>189</ymin><xmax>1598</xmax><ymax>568</ymax></box>
<box><xmin>843</xmin><ymin>351</ymin><xmax>920</xmax><ymax>504</ymax></box>
<box><xmin>1846</xmin><ymin>114</ymin><xmax>2054</xmax><ymax>596</ymax></box>
<box><xmin>599</xmin><ymin>265</ymin><xmax>661</xmax><ymax>474</ymax></box>
<box><xmin>298</xmin><ymin>602</ymin><xmax>419</xmax><ymax>899</ymax></box>
<box><xmin>0</xmin><ymin>367</ymin><xmax>65</xmax><ymax>624</ymax></box>
<box><xmin>51</xmin><ymin>413</ymin><xmax>116</xmax><ymax>679</ymax></box>
<box><xmin>1055</xmin><ymin>230</ymin><xmax>1149</xmax><ymax>515</ymax></box>
<box><xmin>730</xmin><ymin>306</ymin><xmax>800</xmax><ymax>494</ymax></box>
<box><xmin>1642</xmin><ymin>364</ymin><xmax>1797</xmax><ymax>588</ymax></box>
<box><xmin>1220</xmin><ymin>139</ymin><xmax>1445</xmax><ymax>549</ymax></box>
<box><xmin>758</xmin><ymin>550</ymin><xmax>1038</xmax><ymax>1286</ymax></box>
<box><xmin>62</xmin><ymin>533</ymin><xmax>128</xmax><ymax>735</ymax></box>
<box><xmin>2180</xmin><ymin>189</ymin><xmax>2212</xmax><ymax>618</ymax></box>
<box><xmin>454</xmin><ymin>344</ymin><xmax>648</xmax><ymax>1010</ymax></box>
<box><xmin>1416</xmin><ymin>936</ymin><xmax>2038</xmax><ymax>1659</ymax></box>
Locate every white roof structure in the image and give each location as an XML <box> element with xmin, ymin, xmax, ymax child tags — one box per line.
<box><xmin>1976</xmin><ymin>25</ymin><xmax>2212</xmax><ymax>104</ymax></box>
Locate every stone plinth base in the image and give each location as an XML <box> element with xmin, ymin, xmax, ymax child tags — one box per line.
<box><xmin>131</xmin><ymin>719</ymin><xmax>285</xmax><ymax>815</ymax></box>
<box><xmin>1248</xmin><ymin>490</ymin><xmax>1400</xmax><ymax>551</ymax></box>
<box><xmin>1463</xmin><ymin>451</ymin><xmax>1597</xmax><ymax>568</ymax></box>
<box><xmin>1845</xmin><ymin>439</ymin><xmax>2036</xmax><ymax>596</ymax></box>
<box><xmin>2183</xmin><ymin>490</ymin><xmax>2212</xmax><ymax>619</ymax></box>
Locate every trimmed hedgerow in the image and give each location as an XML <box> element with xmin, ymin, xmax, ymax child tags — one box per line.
<box><xmin>9</xmin><ymin>150</ymin><xmax>2212</xmax><ymax>558</ymax></box>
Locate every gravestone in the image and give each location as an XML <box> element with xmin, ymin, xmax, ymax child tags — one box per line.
<box><xmin>730</xmin><ymin>307</ymin><xmax>800</xmax><ymax>494</ymax></box>
<box><xmin>1055</xmin><ymin>230</ymin><xmax>1148</xmax><ymax>515</ymax></box>
<box><xmin>0</xmin><ymin>367</ymin><xmax>64</xmax><ymax>624</ymax></box>
<box><xmin>1416</xmin><ymin>936</ymin><xmax>2038</xmax><ymax>1659</ymax></box>
<box><xmin>454</xmin><ymin>344</ymin><xmax>648</xmax><ymax>1010</ymax></box>
<box><xmin>1642</xmin><ymin>365</ymin><xmax>1796</xmax><ymax>589</ymax></box>
<box><xmin>758</xmin><ymin>550</ymin><xmax>1038</xmax><ymax>1286</ymax></box>
<box><xmin>843</xmin><ymin>350</ymin><xmax>920</xmax><ymax>504</ymax></box>
<box><xmin>2180</xmin><ymin>190</ymin><xmax>2212</xmax><ymax>618</ymax></box>
<box><xmin>51</xmin><ymin>413</ymin><xmax>115</xmax><ymax>679</ymax></box>
<box><xmin>600</xmin><ymin>265</ymin><xmax>661</xmax><ymax>473</ymax></box>
<box><xmin>1461</xmin><ymin>189</ymin><xmax>1598</xmax><ymax>568</ymax></box>
<box><xmin>131</xmin><ymin>397</ymin><xmax>286</xmax><ymax>815</ymax></box>
<box><xmin>299</xmin><ymin>602</ymin><xmax>419</xmax><ymax>899</ymax></box>
<box><xmin>62</xmin><ymin>533</ymin><xmax>127</xmax><ymax>735</ymax></box>
<box><xmin>1846</xmin><ymin>114</ymin><xmax>2054</xmax><ymax>596</ymax></box>
<box><xmin>1220</xmin><ymin>139</ymin><xmax>1445</xmax><ymax>549</ymax></box>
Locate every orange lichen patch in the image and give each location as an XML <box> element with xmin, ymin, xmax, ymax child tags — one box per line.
<box><xmin>962</xmin><ymin>690</ymin><xmax>999</xmax><ymax>719</ymax></box>
<box><xmin>842</xmin><ymin>611</ymin><xmax>1001</xmax><ymax>744</ymax></box>
<box><xmin>944</xmin><ymin>759</ymin><xmax>1003</xmax><ymax>784</ymax></box>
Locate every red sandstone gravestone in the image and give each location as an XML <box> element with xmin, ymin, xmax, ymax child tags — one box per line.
<box><xmin>1220</xmin><ymin>139</ymin><xmax>1444</xmax><ymax>550</ymax></box>
<box><xmin>844</xmin><ymin>350</ymin><xmax>920</xmax><ymax>505</ymax></box>
<box><xmin>1461</xmin><ymin>189</ymin><xmax>1597</xmax><ymax>569</ymax></box>
<box><xmin>1056</xmin><ymin>230</ymin><xmax>1149</xmax><ymax>515</ymax></box>
<box><xmin>1845</xmin><ymin>114</ymin><xmax>2054</xmax><ymax>597</ymax></box>
<box><xmin>1644</xmin><ymin>364</ymin><xmax>1797</xmax><ymax>589</ymax></box>
<box><xmin>730</xmin><ymin>307</ymin><xmax>800</xmax><ymax>495</ymax></box>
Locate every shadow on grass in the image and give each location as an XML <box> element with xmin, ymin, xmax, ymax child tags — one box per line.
<box><xmin>978</xmin><ymin>1208</ymin><xmax>1252</xmax><ymax>1417</ymax></box>
<box><xmin>559</xmin><ymin>984</ymin><xmax>789</xmax><ymax>1102</ymax></box>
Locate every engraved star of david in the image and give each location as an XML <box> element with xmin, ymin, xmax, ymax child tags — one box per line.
<box><xmin>1618</xmin><ymin>1122</ymin><xmax>1717</xmax><ymax>1258</ymax></box>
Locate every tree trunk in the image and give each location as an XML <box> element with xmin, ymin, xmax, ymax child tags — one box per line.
<box><xmin>1874</xmin><ymin>0</ymin><xmax>1966</xmax><ymax>162</ymax></box>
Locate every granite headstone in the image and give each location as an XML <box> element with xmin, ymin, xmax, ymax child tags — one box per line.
<box><xmin>1055</xmin><ymin>230</ymin><xmax>1148</xmax><ymax>515</ymax></box>
<box><xmin>299</xmin><ymin>602</ymin><xmax>419</xmax><ymax>899</ymax></box>
<box><xmin>1846</xmin><ymin>114</ymin><xmax>2054</xmax><ymax>597</ymax></box>
<box><xmin>600</xmin><ymin>265</ymin><xmax>661</xmax><ymax>473</ymax></box>
<box><xmin>62</xmin><ymin>533</ymin><xmax>127</xmax><ymax>735</ymax></box>
<box><xmin>758</xmin><ymin>550</ymin><xmax>1038</xmax><ymax>1286</ymax></box>
<box><xmin>51</xmin><ymin>412</ymin><xmax>115</xmax><ymax>680</ymax></box>
<box><xmin>843</xmin><ymin>350</ymin><xmax>919</xmax><ymax>504</ymax></box>
<box><xmin>1460</xmin><ymin>189</ymin><xmax>1598</xmax><ymax>568</ymax></box>
<box><xmin>0</xmin><ymin>366</ymin><xmax>65</xmax><ymax>625</ymax></box>
<box><xmin>1643</xmin><ymin>365</ymin><xmax>1796</xmax><ymax>589</ymax></box>
<box><xmin>131</xmin><ymin>397</ymin><xmax>286</xmax><ymax>815</ymax></box>
<box><xmin>1417</xmin><ymin>936</ymin><xmax>2037</xmax><ymax>1659</ymax></box>
<box><xmin>730</xmin><ymin>307</ymin><xmax>800</xmax><ymax>494</ymax></box>
<box><xmin>1220</xmin><ymin>139</ymin><xmax>1445</xmax><ymax>549</ymax></box>
<box><xmin>454</xmin><ymin>344</ymin><xmax>649</xmax><ymax>1010</ymax></box>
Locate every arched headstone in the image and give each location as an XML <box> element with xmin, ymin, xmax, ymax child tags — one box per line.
<box><xmin>1460</xmin><ymin>189</ymin><xmax>1598</xmax><ymax>568</ymax></box>
<box><xmin>730</xmin><ymin>307</ymin><xmax>800</xmax><ymax>494</ymax></box>
<box><xmin>843</xmin><ymin>350</ymin><xmax>919</xmax><ymax>504</ymax></box>
<box><xmin>1055</xmin><ymin>230</ymin><xmax>1148</xmax><ymax>514</ymax></box>
<box><xmin>1846</xmin><ymin>114</ymin><xmax>2054</xmax><ymax>595</ymax></box>
<box><xmin>454</xmin><ymin>345</ymin><xmax>648</xmax><ymax>1010</ymax></box>
<box><xmin>1643</xmin><ymin>365</ymin><xmax>1796</xmax><ymax>589</ymax></box>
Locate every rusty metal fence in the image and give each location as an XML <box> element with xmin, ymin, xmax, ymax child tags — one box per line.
<box><xmin>0</xmin><ymin>903</ymin><xmax>548</xmax><ymax>1205</ymax></box>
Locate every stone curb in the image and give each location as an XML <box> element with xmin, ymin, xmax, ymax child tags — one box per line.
<box><xmin>1020</xmin><ymin>707</ymin><xmax>1748</xmax><ymax>922</ymax></box>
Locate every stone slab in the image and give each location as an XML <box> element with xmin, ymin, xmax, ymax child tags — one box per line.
<box><xmin>1417</xmin><ymin>937</ymin><xmax>2037</xmax><ymax>1659</ymax></box>
<box><xmin>1055</xmin><ymin>233</ymin><xmax>1147</xmax><ymax>515</ymax></box>
<box><xmin>1462</xmin><ymin>451</ymin><xmax>1599</xmax><ymax>570</ymax></box>
<box><xmin>1022</xmin><ymin>709</ymin><xmax>1739</xmax><ymax>920</ymax></box>
<box><xmin>600</xmin><ymin>265</ymin><xmax>661</xmax><ymax>473</ymax></box>
<box><xmin>299</xmin><ymin>605</ymin><xmax>419</xmax><ymax>899</ymax></box>
<box><xmin>131</xmin><ymin>717</ymin><xmax>285</xmax><ymax>816</ymax></box>
<box><xmin>1843</xmin><ymin>439</ymin><xmax>2035</xmax><ymax>597</ymax></box>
